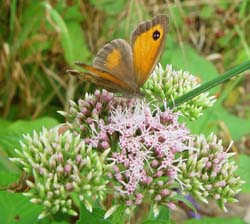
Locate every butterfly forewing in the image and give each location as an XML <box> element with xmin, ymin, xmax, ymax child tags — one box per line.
<box><xmin>67</xmin><ymin>69</ymin><xmax>129</xmax><ymax>92</ymax></box>
<box><xmin>131</xmin><ymin>15</ymin><xmax>168</xmax><ymax>87</ymax></box>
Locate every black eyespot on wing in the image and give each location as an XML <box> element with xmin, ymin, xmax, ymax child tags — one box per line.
<box><xmin>152</xmin><ymin>30</ymin><xmax>160</xmax><ymax>40</ymax></box>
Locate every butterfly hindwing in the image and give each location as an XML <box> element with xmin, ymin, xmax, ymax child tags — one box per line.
<box><xmin>67</xmin><ymin>69</ymin><xmax>126</xmax><ymax>92</ymax></box>
<box><xmin>93</xmin><ymin>39</ymin><xmax>137</xmax><ymax>90</ymax></box>
<box><xmin>73</xmin><ymin>62</ymin><xmax>132</xmax><ymax>90</ymax></box>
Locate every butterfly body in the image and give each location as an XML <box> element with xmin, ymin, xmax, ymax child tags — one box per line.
<box><xmin>68</xmin><ymin>15</ymin><xmax>168</xmax><ymax>94</ymax></box>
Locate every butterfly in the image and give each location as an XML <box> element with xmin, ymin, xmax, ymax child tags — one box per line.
<box><xmin>67</xmin><ymin>15</ymin><xmax>168</xmax><ymax>94</ymax></box>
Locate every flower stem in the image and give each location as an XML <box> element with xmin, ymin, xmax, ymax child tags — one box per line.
<box><xmin>166</xmin><ymin>60</ymin><xmax>250</xmax><ymax>109</ymax></box>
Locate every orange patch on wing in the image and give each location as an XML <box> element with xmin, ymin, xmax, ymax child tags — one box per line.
<box><xmin>106</xmin><ymin>49</ymin><xmax>121</xmax><ymax>69</ymax></box>
<box><xmin>133</xmin><ymin>24</ymin><xmax>164</xmax><ymax>85</ymax></box>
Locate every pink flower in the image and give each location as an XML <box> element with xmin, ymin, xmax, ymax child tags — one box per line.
<box><xmin>89</xmin><ymin>100</ymin><xmax>190</xmax><ymax>205</ymax></box>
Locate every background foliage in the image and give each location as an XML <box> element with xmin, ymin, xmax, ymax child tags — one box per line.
<box><xmin>0</xmin><ymin>0</ymin><xmax>250</xmax><ymax>223</ymax></box>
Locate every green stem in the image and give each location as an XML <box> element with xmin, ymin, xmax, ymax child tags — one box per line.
<box><xmin>166</xmin><ymin>60</ymin><xmax>250</xmax><ymax>109</ymax></box>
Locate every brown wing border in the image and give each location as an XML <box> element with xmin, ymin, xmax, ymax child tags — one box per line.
<box><xmin>131</xmin><ymin>15</ymin><xmax>168</xmax><ymax>45</ymax></box>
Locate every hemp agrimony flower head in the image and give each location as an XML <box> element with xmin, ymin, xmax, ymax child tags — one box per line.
<box><xmin>142</xmin><ymin>64</ymin><xmax>216</xmax><ymax>120</ymax></box>
<box><xmin>59</xmin><ymin>89</ymin><xmax>134</xmax><ymax>141</ymax></box>
<box><xmin>9</xmin><ymin>61</ymin><xmax>244</xmax><ymax>221</ymax></box>
<box><xmin>10</xmin><ymin>128</ymin><xmax>112</xmax><ymax>219</ymax></box>
<box><xmin>89</xmin><ymin>100</ymin><xmax>191</xmax><ymax>217</ymax></box>
<box><xmin>178</xmin><ymin>133</ymin><xmax>244</xmax><ymax>212</ymax></box>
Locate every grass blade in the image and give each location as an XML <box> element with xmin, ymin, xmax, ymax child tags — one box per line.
<box><xmin>166</xmin><ymin>60</ymin><xmax>250</xmax><ymax>109</ymax></box>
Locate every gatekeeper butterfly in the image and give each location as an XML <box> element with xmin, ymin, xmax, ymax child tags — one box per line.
<box><xmin>67</xmin><ymin>15</ymin><xmax>168</xmax><ymax>94</ymax></box>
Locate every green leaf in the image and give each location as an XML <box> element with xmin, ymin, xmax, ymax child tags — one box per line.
<box><xmin>16</xmin><ymin>3</ymin><xmax>45</xmax><ymax>52</ymax></box>
<box><xmin>9</xmin><ymin>0</ymin><xmax>17</xmax><ymax>44</ymax></box>
<box><xmin>0</xmin><ymin>172</ymin><xmax>42</xmax><ymax>224</ymax></box>
<box><xmin>42</xmin><ymin>2</ymin><xmax>74</xmax><ymax>63</ymax></box>
<box><xmin>66</xmin><ymin>22</ymin><xmax>91</xmax><ymax>62</ymax></box>
<box><xmin>0</xmin><ymin>149</ymin><xmax>19</xmax><ymax>175</ymax></box>
<box><xmin>143</xmin><ymin>206</ymin><xmax>170</xmax><ymax>224</ymax></box>
<box><xmin>172</xmin><ymin>194</ymin><xmax>197</xmax><ymax>215</ymax></box>
<box><xmin>0</xmin><ymin>117</ymin><xmax>59</xmax><ymax>156</ymax></box>
<box><xmin>0</xmin><ymin>118</ymin><xmax>11</xmax><ymax>128</ymax></box>
<box><xmin>39</xmin><ymin>219</ymin><xmax>69</xmax><ymax>224</ymax></box>
<box><xmin>89</xmin><ymin>0</ymin><xmax>126</xmax><ymax>14</ymax></box>
<box><xmin>0</xmin><ymin>171</ymin><xmax>19</xmax><ymax>187</ymax></box>
<box><xmin>215</xmin><ymin>107</ymin><xmax>250</xmax><ymax>140</ymax></box>
<box><xmin>38</xmin><ymin>212</ymin><xmax>71</xmax><ymax>224</ymax></box>
<box><xmin>167</xmin><ymin>6</ymin><xmax>183</xmax><ymax>29</ymax></box>
<box><xmin>236</xmin><ymin>154</ymin><xmax>250</xmax><ymax>192</ymax></box>
<box><xmin>77</xmin><ymin>204</ymin><xmax>112</xmax><ymax>224</ymax></box>
<box><xmin>188</xmin><ymin>103</ymin><xmax>250</xmax><ymax>141</ymax></box>
<box><xmin>239</xmin><ymin>0</ymin><xmax>249</xmax><ymax>18</ymax></box>
<box><xmin>111</xmin><ymin>205</ymin><xmax>126</xmax><ymax>224</ymax></box>
<box><xmin>184</xmin><ymin>217</ymin><xmax>245</xmax><ymax>224</ymax></box>
<box><xmin>63</xmin><ymin>4</ymin><xmax>83</xmax><ymax>21</ymax></box>
<box><xmin>162</xmin><ymin>40</ymin><xmax>219</xmax><ymax>82</ymax></box>
<box><xmin>200</xmin><ymin>6</ymin><xmax>214</xmax><ymax>19</ymax></box>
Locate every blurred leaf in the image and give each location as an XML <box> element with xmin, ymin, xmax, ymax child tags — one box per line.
<box><xmin>235</xmin><ymin>25</ymin><xmax>250</xmax><ymax>60</ymax></box>
<box><xmin>217</xmin><ymin>31</ymin><xmax>235</xmax><ymax>48</ymax></box>
<box><xmin>0</xmin><ymin>172</ymin><xmax>42</xmax><ymax>224</ymax></box>
<box><xmin>143</xmin><ymin>206</ymin><xmax>170</xmax><ymax>224</ymax></box>
<box><xmin>200</xmin><ymin>6</ymin><xmax>214</xmax><ymax>19</ymax></box>
<box><xmin>43</xmin><ymin>2</ymin><xmax>73</xmax><ymax>63</ymax></box>
<box><xmin>0</xmin><ymin>117</ymin><xmax>59</xmax><ymax>156</ymax></box>
<box><xmin>43</xmin><ymin>2</ymin><xmax>90</xmax><ymax>64</ymax></box>
<box><xmin>0</xmin><ymin>118</ymin><xmax>11</xmax><ymax>128</ymax></box>
<box><xmin>172</xmin><ymin>194</ymin><xmax>197</xmax><ymax>214</ymax></box>
<box><xmin>216</xmin><ymin>108</ymin><xmax>250</xmax><ymax>140</ymax></box>
<box><xmin>186</xmin><ymin>106</ymin><xmax>218</xmax><ymax>136</ymax></box>
<box><xmin>184</xmin><ymin>217</ymin><xmax>245</xmax><ymax>224</ymax></box>
<box><xmin>223</xmin><ymin>87</ymin><xmax>242</xmax><ymax>107</ymax></box>
<box><xmin>168</xmin><ymin>5</ymin><xmax>183</xmax><ymax>29</ymax></box>
<box><xmin>9</xmin><ymin>0</ymin><xmax>17</xmax><ymax>44</ymax></box>
<box><xmin>111</xmin><ymin>205</ymin><xmax>125</xmax><ymax>224</ymax></box>
<box><xmin>17</xmin><ymin>3</ymin><xmax>45</xmax><ymax>50</ymax></box>
<box><xmin>0</xmin><ymin>171</ymin><xmax>70</xmax><ymax>224</ymax></box>
<box><xmin>77</xmin><ymin>204</ymin><xmax>112</xmax><ymax>224</ymax></box>
<box><xmin>21</xmin><ymin>2</ymin><xmax>44</xmax><ymax>27</ymax></box>
<box><xmin>0</xmin><ymin>147</ymin><xmax>18</xmax><ymax>174</ymax></box>
<box><xmin>38</xmin><ymin>212</ymin><xmax>71</xmax><ymax>224</ymax></box>
<box><xmin>89</xmin><ymin>0</ymin><xmax>126</xmax><ymax>14</ymax></box>
<box><xmin>162</xmin><ymin>38</ymin><xmax>219</xmax><ymax>84</ymax></box>
<box><xmin>188</xmin><ymin>103</ymin><xmax>250</xmax><ymax>140</ymax></box>
<box><xmin>236</xmin><ymin>154</ymin><xmax>250</xmax><ymax>192</ymax></box>
<box><xmin>0</xmin><ymin>117</ymin><xmax>58</xmax><ymax>174</ymax></box>
<box><xmin>0</xmin><ymin>171</ymin><xmax>19</xmax><ymax>187</ymax></box>
<box><xmin>109</xmin><ymin>9</ymin><xmax>148</xmax><ymax>40</ymax></box>
<box><xmin>63</xmin><ymin>4</ymin><xmax>83</xmax><ymax>21</ymax></box>
<box><xmin>239</xmin><ymin>0</ymin><xmax>249</xmax><ymax>18</ymax></box>
<box><xmin>66</xmin><ymin>22</ymin><xmax>91</xmax><ymax>62</ymax></box>
<box><xmin>39</xmin><ymin>220</ymin><xmax>69</xmax><ymax>224</ymax></box>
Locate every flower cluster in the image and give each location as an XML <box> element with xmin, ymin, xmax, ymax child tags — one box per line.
<box><xmin>89</xmin><ymin>101</ymin><xmax>191</xmax><ymax>216</ymax></box>
<box><xmin>10</xmin><ymin>128</ymin><xmax>112</xmax><ymax>219</ymax></box>
<box><xmin>59</xmin><ymin>89</ymin><xmax>134</xmax><ymax>141</ymax></box>
<box><xmin>142</xmin><ymin>64</ymin><xmax>216</xmax><ymax>120</ymax></box>
<box><xmin>10</xmin><ymin>65</ymin><xmax>244</xmax><ymax>221</ymax></box>
<box><xmin>178</xmin><ymin>133</ymin><xmax>244</xmax><ymax>211</ymax></box>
